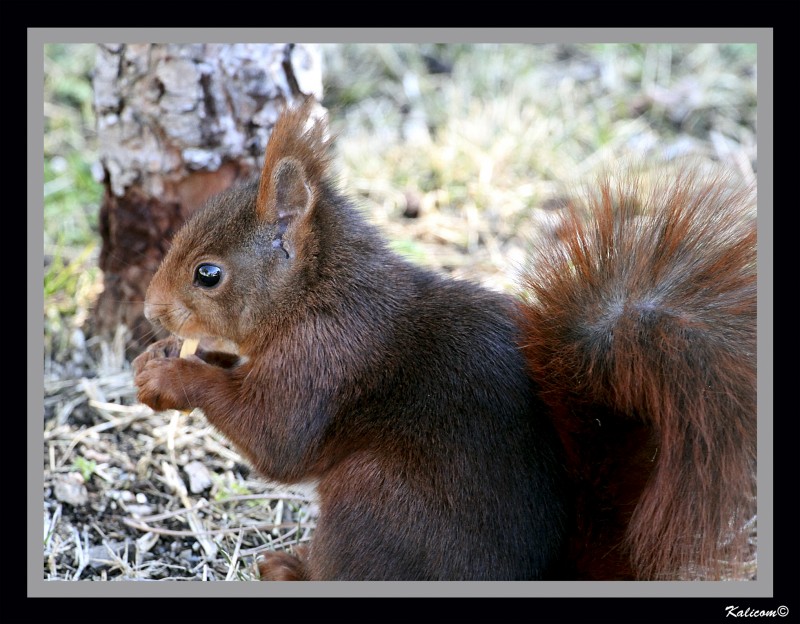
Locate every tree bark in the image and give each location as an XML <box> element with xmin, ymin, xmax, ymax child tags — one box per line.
<box><xmin>89</xmin><ymin>43</ymin><xmax>323</xmax><ymax>356</ymax></box>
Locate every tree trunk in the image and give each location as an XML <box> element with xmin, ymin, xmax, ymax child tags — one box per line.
<box><xmin>89</xmin><ymin>43</ymin><xmax>323</xmax><ymax>356</ymax></box>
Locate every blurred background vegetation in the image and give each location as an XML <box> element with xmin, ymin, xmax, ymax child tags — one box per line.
<box><xmin>43</xmin><ymin>42</ymin><xmax>757</xmax><ymax>366</ymax></box>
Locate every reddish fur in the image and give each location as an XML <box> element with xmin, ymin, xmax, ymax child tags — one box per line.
<box><xmin>134</xmin><ymin>99</ymin><xmax>567</xmax><ymax>580</ymax></box>
<box><xmin>256</xmin><ymin>546</ymin><xmax>309</xmax><ymax>581</ymax></box>
<box><xmin>133</xmin><ymin>99</ymin><xmax>756</xmax><ymax>580</ymax></box>
<box><xmin>518</xmin><ymin>172</ymin><xmax>757</xmax><ymax>579</ymax></box>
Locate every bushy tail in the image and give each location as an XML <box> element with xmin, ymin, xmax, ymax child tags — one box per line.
<box><xmin>518</xmin><ymin>168</ymin><xmax>757</xmax><ymax>579</ymax></box>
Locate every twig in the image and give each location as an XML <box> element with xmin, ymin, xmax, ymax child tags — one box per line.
<box><xmin>160</xmin><ymin>460</ymin><xmax>218</xmax><ymax>559</ymax></box>
<box><xmin>53</xmin><ymin>405</ymin><xmax>152</xmax><ymax>468</ymax></box>
<box><xmin>71</xmin><ymin>526</ymin><xmax>88</xmax><ymax>581</ymax></box>
<box><xmin>122</xmin><ymin>517</ymin><xmax>314</xmax><ymax>538</ymax></box>
<box><xmin>225</xmin><ymin>530</ymin><xmax>246</xmax><ymax>581</ymax></box>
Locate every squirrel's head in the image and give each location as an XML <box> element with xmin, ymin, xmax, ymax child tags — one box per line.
<box><xmin>144</xmin><ymin>98</ymin><xmax>335</xmax><ymax>353</ymax></box>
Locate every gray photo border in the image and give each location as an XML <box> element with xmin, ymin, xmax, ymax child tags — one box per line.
<box><xmin>30</xmin><ymin>27</ymin><xmax>773</xmax><ymax>600</ymax></box>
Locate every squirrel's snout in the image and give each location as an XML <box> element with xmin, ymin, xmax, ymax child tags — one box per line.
<box><xmin>143</xmin><ymin>301</ymin><xmax>162</xmax><ymax>328</ymax></box>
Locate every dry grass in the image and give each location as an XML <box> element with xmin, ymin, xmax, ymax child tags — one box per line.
<box><xmin>44</xmin><ymin>328</ymin><xmax>317</xmax><ymax>581</ymax></box>
<box><xmin>42</xmin><ymin>42</ymin><xmax>758</xmax><ymax>582</ymax></box>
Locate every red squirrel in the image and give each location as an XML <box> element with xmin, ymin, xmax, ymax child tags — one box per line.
<box><xmin>133</xmin><ymin>99</ymin><xmax>756</xmax><ymax>581</ymax></box>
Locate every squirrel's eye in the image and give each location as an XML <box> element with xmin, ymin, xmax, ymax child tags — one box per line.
<box><xmin>194</xmin><ymin>263</ymin><xmax>223</xmax><ymax>288</ymax></box>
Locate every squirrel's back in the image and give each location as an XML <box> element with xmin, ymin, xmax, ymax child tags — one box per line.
<box><xmin>309</xmin><ymin>270</ymin><xmax>570</xmax><ymax>580</ymax></box>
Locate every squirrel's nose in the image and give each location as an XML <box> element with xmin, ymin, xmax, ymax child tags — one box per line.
<box><xmin>143</xmin><ymin>301</ymin><xmax>160</xmax><ymax>327</ymax></box>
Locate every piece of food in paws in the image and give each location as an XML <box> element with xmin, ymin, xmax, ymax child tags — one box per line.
<box><xmin>175</xmin><ymin>338</ymin><xmax>201</xmax><ymax>414</ymax></box>
<box><xmin>180</xmin><ymin>337</ymin><xmax>200</xmax><ymax>358</ymax></box>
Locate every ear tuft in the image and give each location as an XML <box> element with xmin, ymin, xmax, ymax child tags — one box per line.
<box><xmin>255</xmin><ymin>97</ymin><xmax>330</xmax><ymax>223</ymax></box>
<box><xmin>254</xmin><ymin>98</ymin><xmax>330</xmax><ymax>258</ymax></box>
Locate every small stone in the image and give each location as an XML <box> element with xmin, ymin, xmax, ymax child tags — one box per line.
<box><xmin>87</xmin><ymin>540</ymin><xmax>127</xmax><ymax>569</ymax></box>
<box><xmin>53</xmin><ymin>473</ymin><xmax>88</xmax><ymax>507</ymax></box>
<box><xmin>136</xmin><ymin>532</ymin><xmax>159</xmax><ymax>553</ymax></box>
<box><xmin>184</xmin><ymin>460</ymin><xmax>213</xmax><ymax>493</ymax></box>
<box><xmin>125</xmin><ymin>504</ymin><xmax>154</xmax><ymax>518</ymax></box>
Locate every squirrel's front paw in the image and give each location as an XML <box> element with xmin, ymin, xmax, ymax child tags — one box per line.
<box><xmin>132</xmin><ymin>336</ymin><xmax>182</xmax><ymax>376</ymax></box>
<box><xmin>134</xmin><ymin>355</ymin><xmax>197</xmax><ymax>412</ymax></box>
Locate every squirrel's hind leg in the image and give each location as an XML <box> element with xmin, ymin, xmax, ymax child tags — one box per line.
<box><xmin>255</xmin><ymin>545</ymin><xmax>309</xmax><ymax>581</ymax></box>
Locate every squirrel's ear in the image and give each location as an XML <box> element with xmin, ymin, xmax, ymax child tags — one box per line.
<box><xmin>258</xmin><ymin>157</ymin><xmax>314</xmax><ymax>257</ymax></box>
<box><xmin>273</xmin><ymin>157</ymin><xmax>312</xmax><ymax>220</ymax></box>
